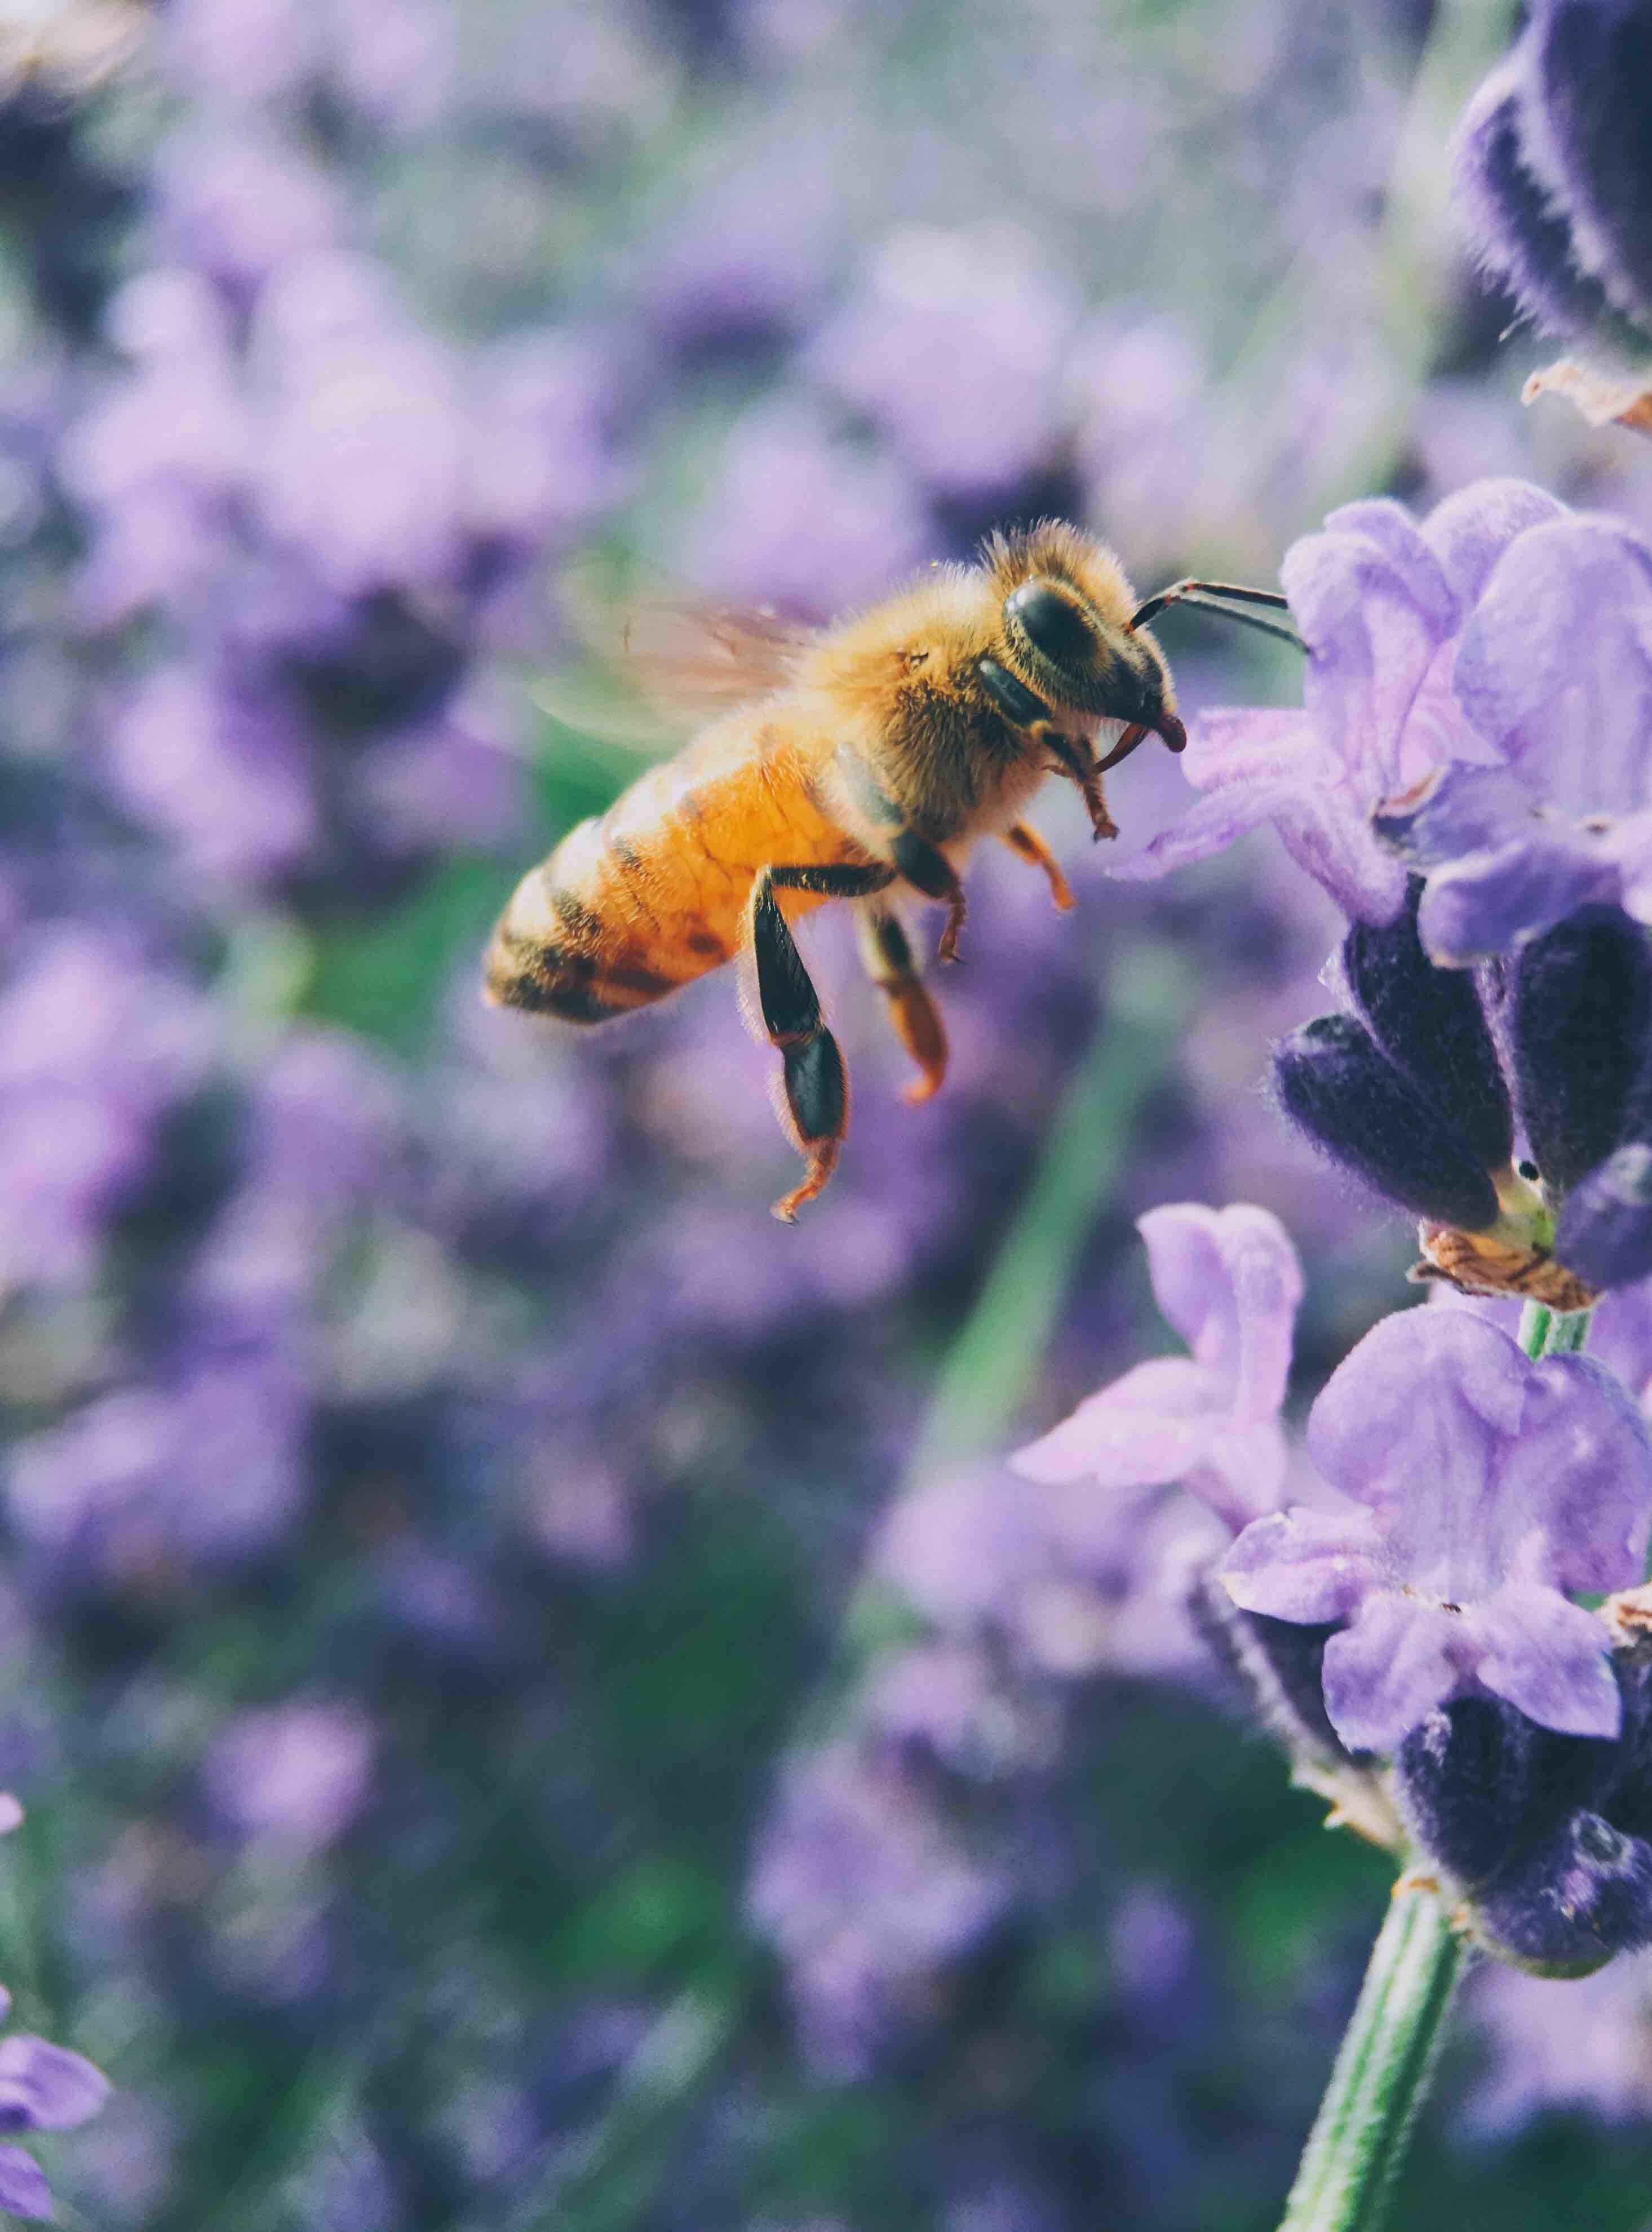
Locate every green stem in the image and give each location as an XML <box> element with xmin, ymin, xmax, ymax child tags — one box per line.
<box><xmin>1517</xmin><ymin>1300</ymin><xmax>1594</xmax><ymax>1358</ymax></box>
<box><xmin>1278</xmin><ymin>1290</ymin><xmax>1600</xmax><ymax>2231</ymax></box>
<box><xmin>1277</xmin><ymin>1879</ymin><xmax>1465</xmax><ymax>2232</ymax></box>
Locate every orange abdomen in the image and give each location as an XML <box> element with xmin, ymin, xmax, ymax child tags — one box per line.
<box><xmin>484</xmin><ymin>708</ymin><xmax>867</xmax><ymax>1023</ymax></box>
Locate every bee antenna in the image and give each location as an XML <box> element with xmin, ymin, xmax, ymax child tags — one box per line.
<box><xmin>1130</xmin><ymin>578</ymin><xmax>1305</xmax><ymax>653</ymax></box>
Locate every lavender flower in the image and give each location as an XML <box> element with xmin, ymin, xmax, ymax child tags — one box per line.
<box><xmin>1454</xmin><ymin>5</ymin><xmax>1652</xmax><ymax>361</ymax></box>
<box><xmin>1115</xmin><ymin>480</ymin><xmax>1652</xmax><ymax>964</ymax></box>
<box><xmin>1223</xmin><ymin>1309</ymin><xmax>1652</xmax><ymax>1752</ymax></box>
<box><xmin>1273</xmin><ymin>889</ymin><xmax>1652</xmax><ymax>1301</ymax></box>
<box><xmin>1014</xmin><ymin>1202</ymin><xmax>1303</xmax><ymax>1534</ymax></box>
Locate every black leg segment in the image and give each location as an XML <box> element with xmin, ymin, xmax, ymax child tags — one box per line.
<box><xmin>746</xmin><ymin>861</ymin><xmax>891</xmax><ymax>1220</ymax></box>
<box><xmin>889</xmin><ymin>830</ymin><xmax>967</xmax><ymax>962</ymax></box>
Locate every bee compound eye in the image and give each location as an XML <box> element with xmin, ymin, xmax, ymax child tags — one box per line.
<box><xmin>1006</xmin><ymin>580</ymin><xmax>1096</xmax><ymax>668</ymax></box>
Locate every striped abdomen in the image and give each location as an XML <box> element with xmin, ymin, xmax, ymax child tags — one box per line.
<box><xmin>483</xmin><ymin>710</ymin><xmax>865</xmax><ymax>1025</ymax></box>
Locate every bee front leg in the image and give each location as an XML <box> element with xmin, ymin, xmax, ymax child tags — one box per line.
<box><xmin>856</xmin><ymin>904</ymin><xmax>948</xmax><ymax>1104</ymax></box>
<box><xmin>1035</xmin><ymin>725</ymin><xmax>1117</xmax><ymax>842</ymax></box>
<box><xmin>832</xmin><ymin>747</ymin><xmax>967</xmax><ymax>964</ymax></box>
<box><xmin>1002</xmin><ymin>822</ymin><xmax>1074</xmax><ymax>912</ymax></box>
<box><xmin>889</xmin><ymin>830</ymin><xmax>968</xmax><ymax>964</ymax></box>
<box><xmin>745</xmin><ymin>863</ymin><xmax>891</xmax><ymax>1221</ymax></box>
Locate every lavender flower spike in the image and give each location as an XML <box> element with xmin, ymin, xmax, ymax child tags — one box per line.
<box><xmin>1224</xmin><ymin>1310</ymin><xmax>1652</xmax><ymax>1753</ymax></box>
<box><xmin>1013</xmin><ymin>1203</ymin><xmax>1302</xmax><ymax>1534</ymax></box>
<box><xmin>1115</xmin><ymin>480</ymin><xmax>1652</xmax><ymax>960</ymax></box>
<box><xmin>1112</xmin><ymin>483</ymin><xmax>1561</xmax><ymax>924</ymax></box>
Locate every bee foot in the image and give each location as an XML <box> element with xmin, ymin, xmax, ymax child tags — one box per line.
<box><xmin>771</xmin><ymin>1141</ymin><xmax>838</xmax><ymax>1221</ymax></box>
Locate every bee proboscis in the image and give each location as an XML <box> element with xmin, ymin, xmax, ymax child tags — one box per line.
<box><xmin>484</xmin><ymin>521</ymin><xmax>1293</xmax><ymax>1219</ymax></box>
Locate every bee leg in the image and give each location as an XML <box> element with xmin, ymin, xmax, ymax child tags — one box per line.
<box><xmin>746</xmin><ymin>863</ymin><xmax>891</xmax><ymax>1221</ymax></box>
<box><xmin>889</xmin><ymin>831</ymin><xmax>967</xmax><ymax>964</ymax></box>
<box><xmin>1002</xmin><ymin>823</ymin><xmax>1074</xmax><ymax>912</ymax></box>
<box><xmin>1035</xmin><ymin>725</ymin><xmax>1117</xmax><ymax>840</ymax></box>
<box><xmin>832</xmin><ymin>747</ymin><xmax>968</xmax><ymax>963</ymax></box>
<box><xmin>856</xmin><ymin>904</ymin><xmax>948</xmax><ymax>1105</ymax></box>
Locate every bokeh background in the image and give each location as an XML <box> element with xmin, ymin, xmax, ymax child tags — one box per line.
<box><xmin>5</xmin><ymin>1</ymin><xmax>1652</xmax><ymax>2226</ymax></box>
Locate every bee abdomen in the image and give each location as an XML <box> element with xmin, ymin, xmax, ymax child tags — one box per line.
<box><xmin>482</xmin><ymin>823</ymin><xmax>708</xmax><ymax>1025</ymax></box>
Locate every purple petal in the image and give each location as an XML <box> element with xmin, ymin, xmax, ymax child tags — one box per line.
<box><xmin>1012</xmin><ymin>1357</ymin><xmax>1225</xmax><ymax>1489</ymax></box>
<box><xmin>1470</xmin><ymin>1584</ymin><xmax>1622</xmax><ymax>1738</ymax></box>
<box><xmin>1110</xmin><ymin>777</ymin><xmax>1301</xmax><ymax>883</ymax></box>
<box><xmin>1306</xmin><ymin>1309</ymin><xmax>1527</xmax><ymax>1529</ymax></box>
<box><xmin>1453</xmin><ymin>517</ymin><xmax>1652</xmax><ymax>818</ymax></box>
<box><xmin>1268</xmin><ymin>788</ymin><xmax>1411</xmax><ymax>928</ymax></box>
<box><xmin>1372</xmin><ymin>761</ymin><xmax>1535</xmax><ymax>867</ymax></box>
<box><xmin>1221</xmin><ymin>1505</ymin><xmax>1385</xmax><ymax>1623</ymax></box>
<box><xmin>1421</xmin><ymin>478</ymin><xmax>1570</xmax><ymax>606</ymax></box>
<box><xmin>1606</xmin><ymin>807</ymin><xmax>1652</xmax><ymax>922</ymax></box>
<box><xmin>1137</xmin><ymin>1202</ymin><xmax>1302</xmax><ymax>1409</ymax></box>
<box><xmin>1486</xmin><ymin>1357</ymin><xmax>1652</xmax><ymax>1593</ymax></box>
<box><xmin>1321</xmin><ymin>1593</ymin><xmax>1465</xmax><ymax>1752</ymax></box>
<box><xmin>1282</xmin><ymin>520</ymin><xmax>1457</xmax><ymax>797</ymax></box>
<box><xmin>1417</xmin><ymin>829</ymin><xmax>1624</xmax><ymax>963</ymax></box>
<box><xmin>0</xmin><ymin>2147</ymin><xmax>52</xmax><ymax>2221</ymax></box>
<box><xmin>1184</xmin><ymin>1419</ymin><xmax>1293</xmax><ymax>1531</ymax></box>
<box><xmin>1557</xmin><ymin>1144</ymin><xmax>1652</xmax><ymax>1291</ymax></box>
<box><xmin>0</xmin><ymin>2037</ymin><xmax>110</xmax><ymax>2132</ymax></box>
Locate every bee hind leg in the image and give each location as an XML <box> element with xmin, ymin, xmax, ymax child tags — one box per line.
<box><xmin>857</xmin><ymin>904</ymin><xmax>947</xmax><ymax>1105</ymax></box>
<box><xmin>746</xmin><ymin>863</ymin><xmax>891</xmax><ymax>1221</ymax></box>
<box><xmin>1002</xmin><ymin>822</ymin><xmax>1074</xmax><ymax>911</ymax></box>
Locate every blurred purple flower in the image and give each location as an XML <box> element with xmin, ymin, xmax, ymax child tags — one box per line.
<box><xmin>0</xmin><ymin>2036</ymin><xmax>111</xmax><ymax>2133</ymax></box>
<box><xmin>0</xmin><ymin>2149</ymin><xmax>53</xmax><ymax>2222</ymax></box>
<box><xmin>680</xmin><ymin>397</ymin><xmax>929</xmax><ymax>622</ymax></box>
<box><xmin>1015</xmin><ymin>1203</ymin><xmax>1303</xmax><ymax>1533</ymax></box>
<box><xmin>165</xmin><ymin>0</ymin><xmax>451</xmax><ymax>129</ymax></box>
<box><xmin>201</xmin><ymin>1698</ymin><xmax>373</xmax><ymax>1853</ymax></box>
<box><xmin>805</xmin><ymin>224</ymin><xmax>1075</xmax><ymax>500</ymax></box>
<box><xmin>1467</xmin><ymin>1951</ymin><xmax>1652</xmax><ymax>2134</ymax></box>
<box><xmin>746</xmin><ymin>1737</ymin><xmax>1012</xmax><ymax>2077</ymax></box>
<box><xmin>8</xmin><ymin>1356</ymin><xmax>309</xmax><ymax>1588</ymax></box>
<box><xmin>465</xmin><ymin>330</ymin><xmax>634</xmax><ymax>563</ymax></box>
<box><xmin>352</xmin><ymin>685</ymin><xmax>525</xmax><ymax>860</ymax></box>
<box><xmin>0</xmin><ymin>928</ymin><xmax>209</xmax><ymax>1295</ymax></box>
<box><xmin>152</xmin><ymin>128</ymin><xmax>342</xmax><ymax>308</ymax></box>
<box><xmin>1112</xmin><ymin>479</ymin><xmax>1652</xmax><ymax>954</ymax></box>
<box><xmin>105</xmin><ymin>661</ymin><xmax>317</xmax><ymax>890</ymax></box>
<box><xmin>61</xmin><ymin>268</ymin><xmax>246</xmax><ymax>625</ymax></box>
<box><xmin>163</xmin><ymin>0</ymin><xmax>322</xmax><ymax>107</ymax></box>
<box><xmin>252</xmin><ymin>311</ymin><xmax>468</xmax><ymax>598</ymax></box>
<box><xmin>1224</xmin><ymin>1310</ymin><xmax>1652</xmax><ymax>1751</ymax></box>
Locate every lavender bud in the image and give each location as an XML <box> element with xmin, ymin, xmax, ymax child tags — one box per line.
<box><xmin>1472</xmin><ymin>1810</ymin><xmax>1652</xmax><ymax>1977</ymax></box>
<box><xmin>1555</xmin><ymin>1143</ymin><xmax>1652</xmax><ymax>1291</ymax></box>
<box><xmin>1512</xmin><ymin>906</ymin><xmax>1652</xmax><ymax>1195</ymax></box>
<box><xmin>1273</xmin><ymin>1015</ymin><xmax>1501</xmax><ymax>1231</ymax></box>
<box><xmin>1602</xmin><ymin>1631</ymin><xmax>1652</xmax><ymax>1840</ymax></box>
<box><xmin>1344</xmin><ymin>878</ymin><xmax>1512</xmax><ymax>1176</ymax></box>
<box><xmin>1526</xmin><ymin>0</ymin><xmax>1652</xmax><ymax>343</ymax></box>
<box><xmin>1394</xmin><ymin>1693</ymin><xmax>1614</xmax><ymax>1893</ymax></box>
<box><xmin>1451</xmin><ymin>52</ymin><xmax>1621</xmax><ymax>344</ymax></box>
<box><xmin>1191</xmin><ymin>1573</ymin><xmax>1349</xmax><ymax>1772</ymax></box>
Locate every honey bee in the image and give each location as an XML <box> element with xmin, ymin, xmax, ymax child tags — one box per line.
<box><xmin>484</xmin><ymin>521</ymin><xmax>1294</xmax><ymax>1219</ymax></box>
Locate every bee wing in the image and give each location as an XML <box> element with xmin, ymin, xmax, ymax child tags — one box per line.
<box><xmin>532</xmin><ymin>578</ymin><xmax>819</xmax><ymax>752</ymax></box>
<box><xmin>612</xmin><ymin>597</ymin><xmax>817</xmax><ymax>723</ymax></box>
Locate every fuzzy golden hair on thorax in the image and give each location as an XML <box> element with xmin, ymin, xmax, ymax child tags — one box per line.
<box><xmin>978</xmin><ymin>520</ymin><xmax>1140</xmax><ymax>631</ymax></box>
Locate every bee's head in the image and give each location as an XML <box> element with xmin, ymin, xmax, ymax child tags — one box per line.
<box><xmin>981</xmin><ymin>524</ymin><xmax>1185</xmax><ymax>759</ymax></box>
